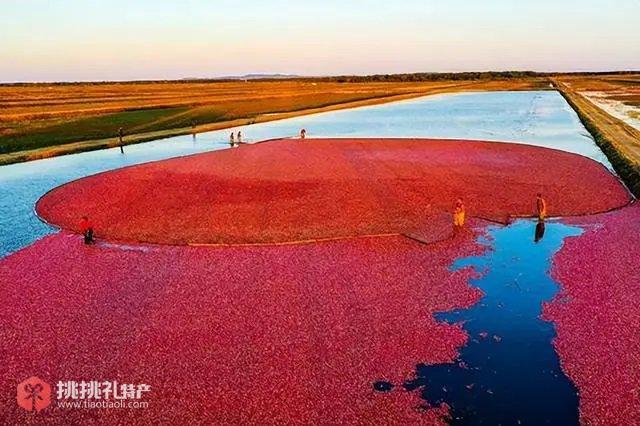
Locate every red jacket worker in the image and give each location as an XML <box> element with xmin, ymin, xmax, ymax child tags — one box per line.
<box><xmin>79</xmin><ymin>216</ymin><xmax>94</xmax><ymax>244</ymax></box>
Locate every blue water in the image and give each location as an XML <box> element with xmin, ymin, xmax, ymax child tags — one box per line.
<box><xmin>242</xmin><ymin>91</ymin><xmax>607</xmax><ymax>165</ymax></box>
<box><xmin>394</xmin><ymin>220</ymin><xmax>583</xmax><ymax>424</ymax></box>
<box><xmin>0</xmin><ymin>90</ymin><xmax>606</xmax><ymax>257</ymax></box>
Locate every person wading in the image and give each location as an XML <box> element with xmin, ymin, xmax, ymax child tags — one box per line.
<box><xmin>237</xmin><ymin>131</ymin><xmax>242</xmax><ymax>144</ymax></box>
<box><xmin>536</xmin><ymin>193</ymin><xmax>547</xmax><ymax>221</ymax></box>
<box><xmin>300</xmin><ymin>128</ymin><xmax>307</xmax><ymax>139</ymax></box>
<box><xmin>79</xmin><ymin>216</ymin><xmax>94</xmax><ymax>245</ymax></box>
<box><xmin>230</xmin><ymin>132</ymin><xmax>235</xmax><ymax>147</ymax></box>
<box><xmin>453</xmin><ymin>198</ymin><xmax>466</xmax><ymax>231</ymax></box>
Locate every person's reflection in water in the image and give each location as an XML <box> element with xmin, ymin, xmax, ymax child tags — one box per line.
<box><xmin>534</xmin><ymin>219</ymin><xmax>546</xmax><ymax>243</ymax></box>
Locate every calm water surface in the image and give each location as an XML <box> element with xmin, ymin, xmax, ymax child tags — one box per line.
<box><xmin>376</xmin><ymin>220</ymin><xmax>583</xmax><ymax>425</ymax></box>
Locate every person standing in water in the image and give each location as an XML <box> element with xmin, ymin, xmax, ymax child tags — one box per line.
<box><xmin>237</xmin><ymin>131</ymin><xmax>242</xmax><ymax>144</ymax></box>
<box><xmin>300</xmin><ymin>128</ymin><xmax>307</xmax><ymax>139</ymax></box>
<box><xmin>453</xmin><ymin>198</ymin><xmax>465</xmax><ymax>231</ymax></box>
<box><xmin>536</xmin><ymin>193</ymin><xmax>547</xmax><ymax>221</ymax></box>
<box><xmin>229</xmin><ymin>132</ymin><xmax>235</xmax><ymax>147</ymax></box>
<box><xmin>79</xmin><ymin>216</ymin><xmax>94</xmax><ymax>245</ymax></box>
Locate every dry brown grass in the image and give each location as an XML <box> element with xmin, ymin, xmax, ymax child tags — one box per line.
<box><xmin>0</xmin><ymin>78</ymin><xmax>550</xmax><ymax>123</ymax></box>
<box><xmin>558</xmin><ymin>74</ymin><xmax>640</xmax><ymax>106</ymax></box>
<box><xmin>0</xmin><ymin>78</ymin><xmax>548</xmax><ymax>164</ymax></box>
<box><xmin>0</xmin><ymin>81</ymin><xmax>459</xmax><ymax>121</ymax></box>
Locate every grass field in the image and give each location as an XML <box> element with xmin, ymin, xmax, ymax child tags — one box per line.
<box><xmin>0</xmin><ymin>78</ymin><xmax>549</xmax><ymax>162</ymax></box>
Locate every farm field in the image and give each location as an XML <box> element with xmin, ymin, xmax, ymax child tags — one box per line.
<box><xmin>1</xmin><ymin>86</ymin><xmax>638</xmax><ymax>425</ymax></box>
<box><xmin>0</xmin><ymin>87</ymin><xmax>640</xmax><ymax>425</ymax></box>
<box><xmin>0</xmin><ymin>78</ymin><xmax>548</xmax><ymax>163</ymax></box>
<box><xmin>37</xmin><ymin>138</ymin><xmax>629</xmax><ymax>245</ymax></box>
<box><xmin>3</xmin><ymin>138</ymin><xmax>637</xmax><ymax>424</ymax></box>
<box><xmin>2</xmin><ymin>0</ymin><xmax>638</xmax><ymax>423</ymax></box>
<box><xmin>557</xmin><ymin>74</ymin><xmax>640</xmax><ymax>129</ymax></box>
<box><xmin>552</xmin><ymin>76</ymin><xmax>640</xmax><ymax>196</ymax></box>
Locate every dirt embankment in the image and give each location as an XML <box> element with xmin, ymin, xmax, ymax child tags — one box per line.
<box><xmin>553</xmin><ymin>79</ymin><xmax>640</xmax><ymax>197</ymax></box>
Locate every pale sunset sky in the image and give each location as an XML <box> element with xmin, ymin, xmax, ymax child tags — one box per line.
<box><xmin>1</xmin><ymin>0</ymin><xmax>639</xmax><ymax>82</ymax></box>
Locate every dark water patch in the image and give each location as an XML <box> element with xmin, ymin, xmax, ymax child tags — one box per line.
<box><xmin>373</xmin><ymin>381</ymin><xmax>394</xmax><ymax>392</ymax></box>
<box><xmin>376</xmin><ymin>220</ymin><xmax>583</xmax><ymax>424</ymax></box>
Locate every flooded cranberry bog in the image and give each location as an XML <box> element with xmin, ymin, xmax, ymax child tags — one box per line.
<box><xmin>1</xmin><ymin>91</ymin><xmax>638</xmax><ymax>424</ymax></box>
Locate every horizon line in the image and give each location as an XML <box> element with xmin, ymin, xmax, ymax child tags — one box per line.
<box><xmin>2</xmin><ymin>69</ymin><xmax>640</xmax><ymax>86</ymax></box>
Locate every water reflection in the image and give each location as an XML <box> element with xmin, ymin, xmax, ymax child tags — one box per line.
<box><xmin>375</xmin><ymin>220</ymin><xmax>583</xmax><ymax>425</ymax></box>
<box><xmin>534</xmin><ymin>220</ymin><xmax>546</xmax><ymax>243</ymax></box>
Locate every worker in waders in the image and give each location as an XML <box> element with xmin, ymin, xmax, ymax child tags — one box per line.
<box><xmin>536</xmin><ymin>193</ymin><xmax>547</xmax><ymax>221</ymax></box>
<box><xmin>453</xmin><ymin>198</ymin><xmax>466</xmax><ymax>231</ymax></box>
<box><xmin>79</xmin><ymin>216</ymin><xmax>94</xmax><ymax>245</ymax></box>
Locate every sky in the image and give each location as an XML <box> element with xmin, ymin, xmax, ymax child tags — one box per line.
<box><xmin>1</xmin><ymin>0</ymin><xmax>639</xmax><ymax>82</ymax></box>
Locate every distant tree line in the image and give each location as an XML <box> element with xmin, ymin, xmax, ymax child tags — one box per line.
<box><xmin>319</xmin><ymin>71</ymin><xmax>540</xmax><ymax>83</ymax></box>
<box><xmin>2</xmin><ymin>71</ymin><xmax>639</xmax><ymax>87</ymax></box>
<box><xmin>317</xmin><ymin>70</ymin><xmax>640</xmax><ymax>83</ymax></box>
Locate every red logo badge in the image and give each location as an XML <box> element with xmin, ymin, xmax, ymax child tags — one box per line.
<box><xmin>17</xmin><ymin>376</ymin><xmax>51</xmax><ymax>412</ymax></box>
